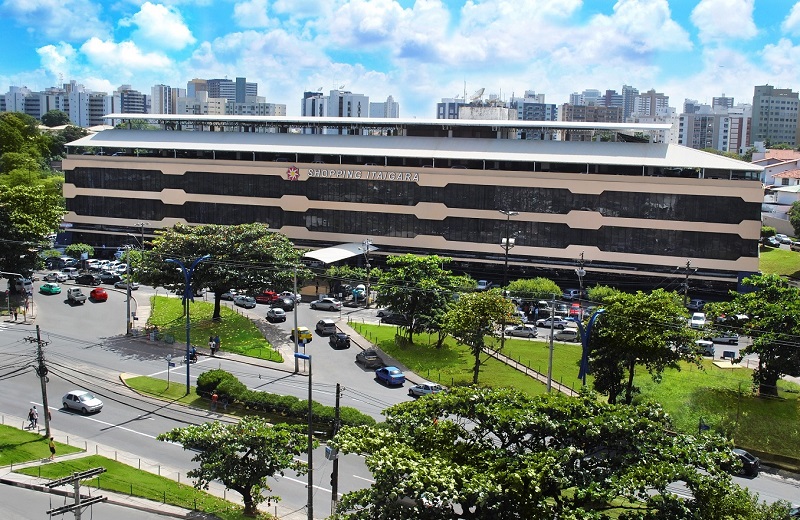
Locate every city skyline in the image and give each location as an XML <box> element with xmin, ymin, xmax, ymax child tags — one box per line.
<box><xmin>2</xmin><ymin>0</ymin><xmax>800</xmax><ymax>117</ymax></box>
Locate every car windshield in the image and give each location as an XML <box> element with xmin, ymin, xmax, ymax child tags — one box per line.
<box><xmin>79</xmin><ymin>393</ymin><xmax>96</xmax><ymax>402</ymax></box>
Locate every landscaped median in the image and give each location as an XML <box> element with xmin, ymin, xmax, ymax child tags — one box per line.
<box><xmin>147</xmin><ymin>295</ymin><xmax>282</xmax><ymax>362</ymax></box>
<box><xmin>349</xmin><ymin>322</ymin><xmax>800</xmax><ymax>468</ymax></box>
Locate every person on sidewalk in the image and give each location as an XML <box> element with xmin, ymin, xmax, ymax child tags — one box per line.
<box><xmin>48</xmin><ymin>437</ymin><xmax>56</xmax><ymax>461</ymax></box>
<box><xmin>214</xmin><ymin>335</ymin><xmax>221</xmax><ymax>353</ymax></box>
<box><xmin>27</xmin><ymin>408</ymin><xmax>35</xmax><ymax>429</ymax></box>
<box><xmin>32</xmin><ymin>406</ymin><xmax>39</xmax><ymax>428</ymax></box>
<box><xmin>209</xmin><ymin>337</ymin><xmax>216</xmax><ymax>356</ymax></box>
<box><xmin>211</xmin><ymin>391</ymin><xmax>218</xmax><ymax>412</ymax></box>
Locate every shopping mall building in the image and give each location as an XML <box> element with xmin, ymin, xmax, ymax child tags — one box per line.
<box><xmin>62</xmin><ymin>115</ymin><xmax>762</xmax><ymax>292</ymax></box>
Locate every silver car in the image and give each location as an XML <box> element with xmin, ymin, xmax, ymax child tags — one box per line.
<box><xmin>62</xmin><ymin>390</ymin><xmax>104</xmax><ymax>414</ymax></box>
<box><xmin>234</xmin><ymin>295</ymin><xmax>257</xmax><ymax>308</ymax></box>
<box><xmin>310</xmin><ymin>297</ymin><xmax>342</xmax><ymax>311</ymax></box>
<box><xmin>504</xmin><ymin>324</ymin><xmax>538</xmax><ymax>338</ymax></box>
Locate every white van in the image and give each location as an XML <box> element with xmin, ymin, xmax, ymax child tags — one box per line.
<box><xmin>554</xmin><ymin>329</ymin><xmax>580</xmax><ymax>342</ymax></box>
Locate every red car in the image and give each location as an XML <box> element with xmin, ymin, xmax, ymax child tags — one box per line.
<box><xmin>90</xmin><ymin>287</ymin><xmax>108</xmax><ymax>302</ymax></box>
<box><xmin>254</xmin><ymin>290</ymin><xmax>279</xmax><ymax>304</ymax></box>
<box><xmin>569</xmin><ymin>303</ymin><xmax>582</xmax><ymax>318</ymax></box>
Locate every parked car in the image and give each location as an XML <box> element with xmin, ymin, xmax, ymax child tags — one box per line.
<box><xmin>732</xmin><ymin>448</ymin><xmax>760</xmax><ymax>477</ymax></box>
<box><xmin>89</xmin><ymin>287</ymin><xmax>108</xmax><ymax>302</ymax></box>
<box><xmin>43</xmin><ymin>272</ymin><xmax>68</xmax><ymax>282</ymax></box>
<box><xmin>686</xmin><ymin>298</ymin><xmax>706</xmax><ymax>311</ymax></box>
<box><xmin>233</xmin><ymin>295</ymin><xmax>257</xmax><ymax>309</ymax></box>
<box><xmin>536</xmin><ymin>317</ymin><xmax>568</xmax><ymax>329</ymax></box>
<box><xmin>709</xmin><ymin>331</ymin><xmax>739</xmax><ymax>344</ymax></box>
<box><xmin>375</xmin><ymin>366</ymin><xmax>405</xmax><ymax>386</ymax></box>
<box><xmin>376</xmin><ymin>308</ymin><xmax>394</xmax><ymax>317</ymax></box>
<box><xmin>39</xmin><ymin>282</ymin><xmax>62</xmax><ymax>295</ymax></box>
<box><xmin>75</xmin><ymin>273</ymin><xmax>101</xmax><ymax>285</ymax></box>
<box><xmin>316</xmin><ymin>318</ymin><xmax>337</xmax><ymax>335</ymax></box>
<box><xmin>10</xmin><ymin>277</ymin><xmax>33</xmax><ymax>294</ymax></box>
<box><xmin>791</xmin><ymin>241</ymin><xmax>800</xmax><ymax>252</ymax></box>
<box><xmin>504</xmin><ymin>324</ymin><xmax>538</xmax><ymax>338</ymax></box>
<box><xmin>554</xmin><ymin>329</ymin><xmax>580</xmax><ymax>342</ymax></box>
<box><xmin>220</xmin><ymin>289</ymin><xmax>238</xmax><ymax>301</ymax></box>
<box><xmin>62</xmin><ymin>390</ymin><xmax>103</xmax><ymax>414</ymax></box>
<box><xmin>562</xmin><ymin>288</ymin><xmax>583</xmax><ymax>300</ymax></box>
<box><xmin>381</xmin><ymin>313</ymin><xmax>410</xmax><ymax>325</ymax></box>
<box><xmin>272</xmin><ymin>297</ymin><xmax>295</xmax><ymax>311</ymax></box>
<box><xmin>696</xmin><ymin>339</ymin><xmax>715</xmax><ymax>356</ymax></box>
<box><xmin>476</xmin><ymin>280</ymin><xmax>493</xmax><ymax>291</ymax></box>
<box><xmin>114</xmin><ymin>280</ymin><xmax>139</xmax><ymax>290</ymax></box>
<box><xmin>775</xmin><ymin>233</ymin><xmax>792</xmax><ymax>244</ymax></box>
<box><xmin>291</xmin><ymin>326</ymin><xmax>313</xmax><ymax>343</ymax></box>
<box><xmin>60</xmin><ymin>267</ymin><xmax>79</xmax><ymax>279</ymax></box>
<box><xmin>266</xmin><ymin>307</ymin><xmax>286</xmax><ymax>322</ymax></box>
<box><xmin>356</xmin><ymin>348</ymin><xmax>382</xmax><ymax>368</ymax></box>
<box><xmin>329</xmin><ymin>332</ymin><xmax>351</xmax><ymax>349</ymax></box>
<box><xmin>408</xmin><ymin>382</ymin><xmax>445</xmax><ymax>397</ymax></box>
<box><xmin>100</xmin><ymin>271</ymin><xmax>121</xmax><ymax>284</ymax></box>
<box><xmin>254</xmin><ymin>290</ymin><xmax>279</xmax><ymax>304</ymax></box>
<box><xmin>689</xmin><ymin>312</ymin><xmax>706</xmax><ymax>329</ymax></box>
<box><xmin>568</xmin><ymin>302</ymin><xmax>582</xmax><ymax>318</ymax></box>
<box><xmin>310</xmin><ymin>297</ymin><xmax>342</xmax><ymax>311</ymax></box>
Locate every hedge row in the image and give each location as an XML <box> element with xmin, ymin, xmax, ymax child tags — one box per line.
<box><xmin>196</xmin><ymin>369</ymin><xmax>376</xmax><ymax>427</ymax></box>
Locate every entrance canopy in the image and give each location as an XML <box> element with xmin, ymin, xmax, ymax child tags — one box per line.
<box><xmin>303</xmin><ymin>242</ymin><xmax>378</xmax><ymax>265</ymax></box>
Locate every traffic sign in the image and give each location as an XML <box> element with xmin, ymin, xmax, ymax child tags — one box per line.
<box><xmin>168</xmin><ymin>362</ymin><xmax>176</xmax><ymax>367</ymax></box>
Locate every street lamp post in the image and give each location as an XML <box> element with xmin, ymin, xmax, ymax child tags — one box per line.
<box><xmin>575</xmin><ymin>251</ymin><xmax>586</xmax><ymax>295</ymax></box>
<box><xmin>498</xmin><ymin>210</ymin><xmax>518</xmax><ymax>288</ymax></box>
<box><xmin>125</xmin><ymin>245</ymin><xmax>132</xmax><ymax>335</ymax></box>
<box><xmin>294</xmin><ymin>352</ymin><xmax>313</xmax><ymax>520</ymax></box>
<box><xmin>166</xmin><ymin>255</ymin><xmax>210</xmax><ymax>395</ymax></box>
<box><xmin>360</xmin><ymin>238</ymin><xmax>373</xmax><ymax>307</ymax></box>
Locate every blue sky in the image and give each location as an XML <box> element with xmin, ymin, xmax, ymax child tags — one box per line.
<box><xmin>1</xmin><ymin>0</ymin><xmax>799</xmax><ymax>118</ymax></box>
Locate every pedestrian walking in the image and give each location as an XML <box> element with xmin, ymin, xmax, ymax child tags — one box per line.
<box><xmin>48</xmin><ymin>437</ymin><xmax>56</xmax><ymax>461</ymax></box>
<box><xmin>211</xmin><ymin>391</ymin><xmax>218</xmax><ymax>412</ymax></box>
<box><xmin>209</xmin><ymin>337</ymin><xmax>216</xmax><ymax>356</ymax></box>
<box><xmin>13</xmin><ymin>308</ymin><xmax>18</xmax><ymax>321</ymax></box>
<box><xmin>32</xmin><ymin>406</ymin><xmax>39</xmax><ymax>428</ymax></box>
<box><xmin>27</xmin><ymin>408</ymin><xmax>35</xmax><ymax>429</ymax></box>
<box><xmin>214</xmin><ymin>335</ymin><xmax>221</xmax><ymax>353</ymax></box>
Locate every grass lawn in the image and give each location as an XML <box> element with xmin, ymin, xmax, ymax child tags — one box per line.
<box><xmin>759</xmin><ymin>246</ymin><xmax>800</xmax><ymax>278</ymax></box>
<box><xmin>125</xmin><ymin>375</ymin><xmax>207</xmax><ymax>407</ymax></box>
<box><xmin>148</xmin><ymin>295</ymin><xmax>282</xmax><ymax>362</ymax></box>
<box><xmin>0</xmin><ymin>424</ymin><xmax>82</xmax><ymax>466</ymax></box>
<box><xmin>350</xmin><ymin>322</ymin><xmax>800</xmax><ymax>463</ymax></box>
<box><xmin>15</xmin><ymin>455</ymin><xmax>261</xmax><ymax>520</ymax></box>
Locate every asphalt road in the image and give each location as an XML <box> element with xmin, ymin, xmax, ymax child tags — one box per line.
<box><xmin>2</xmin><ymin>276</ymin><xmax>799</xmax><ymax>518</ymax></box>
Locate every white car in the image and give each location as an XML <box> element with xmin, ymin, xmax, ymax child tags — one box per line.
<box><xmin>554</xmin><ymin>329</ymin><xmax>580</xmax><ymax>342</ymax></box>
<box><xmin>310</xmin><ymin>297</ymin><xmax>342</xmax><ymax>311</ymax></box>
<box><xmin>62</xmin><ymin>390</ymin><xmax>104</xmax><ymax>414</ymax></box>
<box><xmin>504</xmin><ymin>324</ymin><xmax>538</xmax><ymax>338</ymax></box>
<box><xmin>114</xmin><ymin>280</ymin><xmax>139</xmax><ymax>290</ymax></box>
<box><xmin>689</xmin><ymin>312</ymin><xmax>706</xmax><ymax>329</ymax></box>
<box><xmin>476</xmin><ymin>280</ymin><xmax>492</xmax><ymax>291</ymax></box>
<box><xmin>43</xmin><ymin>271</ymin><xmax>68</xmax><ymax>282</ymax></box>
<box><xmin>408</xmin><ymin>382</ymin><xmax>445</xmax><ymax>397</ymax></box>
<box><xmin>278</xmin><ymin>291</ymin><xmax>301</xmax><ymax>302</ymax></box>
<box><xmin>234</xmin><ymin>295</ymin><xmax>257</xmax><ymax>309</ymax></box>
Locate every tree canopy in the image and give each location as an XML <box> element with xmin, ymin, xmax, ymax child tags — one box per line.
<box><xmin>373</xmin><ymin>255</ymin><xmax>467</xmax><ymax>342</ymax></box>
<box><xmin>707</xmin><ymin>274</ymin><xmax>800</xmax><ymax>395</ymax></box>
<box><xmin>443</xmin><ymin>290</ymin><xmax>517</xmax><ymax>383</ymax></box>
<box><xmin>41</xmin><ymin>110</ymin><xmax>71</xmax><ymax>127</ymax></box>
<box><xmin>138</xmin><ymin>223</ymin><xmax>309</xmax><ymax>320</ymax></box>
<box><xmin>788</xmin><ymin>201</ymin><xmax>800</xmax><ymax>237</ymax></box>
<box><xmin>332</xmin><ymin>386</ymin><xmax>786</xmax><ymax>519</ymax></box>
<box><xmin>589</xmin><ymin>288</ymin><xmax>697</xmax><ymax>404</ymax></box>
<box><xmin>505</xmin><ymin>277</ymin><xmax>561</xmax><ymax>300</ymax></box>
<box><xmin>157</xmin><ymin>417</ymin><xmax>313</xmax><ymax>516</ymax></box>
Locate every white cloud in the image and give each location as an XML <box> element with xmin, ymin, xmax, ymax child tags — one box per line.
<box><xmin>36</xmin><ymin>43</ymin><xmax>77</xmax><ymax>78</ymax></box>
<box><xmin>119</xmin><ymin>2</ymin><xmax>196</xmax><ymax>50</ymax></box>
<box><xmin>0</xmin><ymin>0</ymin><xmax>111</xmax><ymax>41</ymax></box>
<box><xmin>761</xmin><ymin>37</ymin><xmax>800</xmax><ymax>76</ymax></box>
<box><xmin>782</xmin><ymin>2</ymin><xmax>800</xmax><ymax>35</ymax></box>
<box><xmin>232</xmin><ymin>0</ymin><xmax>271</xmax><ymax>28</ymax></box>
<box><xmin>80</xmin><ymin>37</ymin><xmax>173</xmax><ymax>73</ymax></box>
<box><xmin>691</xmin><ymin>0</ymin><xmax>757</xmax><ymax>43</ymax></box>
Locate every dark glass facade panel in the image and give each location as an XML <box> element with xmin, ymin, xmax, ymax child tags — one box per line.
<box><xmin>66</xmin><ymin>197</ymin><xmax>757</xmax><ymax>261</ymax></box>
<box><xmin>67</xmin><ymin>167</ymin><xmax>761</xmax><ymax>225</ymax></box>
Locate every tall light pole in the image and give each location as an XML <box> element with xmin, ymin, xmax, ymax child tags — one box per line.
<box><xmin>134</xmin><ymin>221</ymin><xmax>147</xmax><ymax>249</ymax></box>
<box><xmin>575</xmin><ymin>251</ymin><xmax>586</xmax><ymax>296</ymax></box>
<box><xmin>498</xmin><ymin>210</ymin><xmax>518</xmax><ymax>288</ymax></box>
<box><xmin>125</xmin><ymin>245</ymin><xmax>132</xmax><ymax>335</ymax></box>
<box><xmin>294</xmin><ymin>352</ymin><xmax>313</xmax><ymax>520</ymax></box>
<box><xmin>166</xmin><ymin>255</ymin><xmax>210</xmax><ymax>395</ymax></box>
<box><xmin>360</xmin><ymin>238</ymin><xmax>373</xmax><ymax>307</ymax></box>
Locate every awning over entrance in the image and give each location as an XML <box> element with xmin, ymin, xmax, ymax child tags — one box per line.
<box><xmin>303</xmin><ymin>242</ymin><xmax>378</xmax><ymax>264</ymax></box>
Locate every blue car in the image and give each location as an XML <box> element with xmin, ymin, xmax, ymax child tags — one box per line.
<box><xmin>375</xmin><ymin>366</ymin><xmax>405</xmax><ymax>386</ymax></box>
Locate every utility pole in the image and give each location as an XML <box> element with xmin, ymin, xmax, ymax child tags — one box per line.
<box><xmin>547</xmin><ymin>294</ymin><xmax>555</xmax><ymax>393</ymax></box>
<box><xmin>24</xmin><ymin>325</ymin><xmax>51</xmax><ymax>437</ymax></box>
<box><xmin>330</xmin><ymin>383</ymin><xmax>342</xmax><ymax>515</ymax></box>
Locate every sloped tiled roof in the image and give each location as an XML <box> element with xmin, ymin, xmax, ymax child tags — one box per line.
<box><xmin>773</xmin><ymin>168</ymin><xmax>800</xmax><ymax>179</ymax></box>
<box><xmin>765</xmin><ymin>149</ymin><xmax>800</xmax><ymax>161</ymax></box>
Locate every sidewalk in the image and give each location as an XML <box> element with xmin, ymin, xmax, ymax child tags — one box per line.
<box><xmin>0</xmin><ymin>413</ymin><xmax>311</xmax><ymax>519</ymax></box>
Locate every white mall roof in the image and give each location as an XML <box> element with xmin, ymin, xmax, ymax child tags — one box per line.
<box><xmin>303</xmin><ymin>242</ymin><xmax>378</xmax><ymax>264</ymax></box>
<box><xmin>67</xmin><ymin>128</ymin><xmax>761</xmax><ymax>171</ymax></box>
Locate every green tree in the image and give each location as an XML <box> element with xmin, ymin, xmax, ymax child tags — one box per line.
<box><xmin>332</xmin><ymin>387</ymin><xmax>786</xmax><ymax>519</ymax></box>
<box><xmin>709</xmin><ymin>274</ymin><xmax>800</xmax><ymax>396</ymax></box>
<box><xmin>443</xmin><ymin>290</ymin><xmax>516</xmax><ymax>384</ymax></box>
<box><xmin>139</xmin><ymin>223</ymin><xmax>308</xmax><ymax>320</ymax></box>
<box><xmin>41</xmin><ymin>110</ymin><xmax>71</xmax><ymax>127</ymax></box>
<box><xmin>65</xmin><ymin>243</ymin><xmax>94</xmax><ymax>259</ymax></box>
<box><xmin>586</xmin><ymin>284</ymin><xmax>618</xmax><ymax>303</ymax></box>
<box><xmin>505</xmin><ymin>277</ymin><xmax>561</xmax><ymax>300</ymax></box>
<box><xmin>50</xmin><ymin>125</ymin><xmax>89</xmax><ymax>158</ymax></box>
<box><xmin>157</xmin><ymin>417</ymin><xmax>313</xmax><ymax>516</ymax></box>
<box><xmin>788</xmin><ymin>201</ymin><xmax>800</xmax><ymax>237</ymax></box>
<box><xmin>0</xmin><ymin>184</ymin><xmax>65</xmax><ymax>276</ymax></box>
<box><xmin>589</xmin><ymin>289</ymin><xmax>697</xmax><ymax>404</ymax></box>
<box><xmin>373</xmin><ymin>255</ymin><xmax>462</xmax><ymax>342</ymax></box>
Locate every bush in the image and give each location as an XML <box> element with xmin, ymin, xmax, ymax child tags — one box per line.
<box><xmin>761</xmin><ymin>226</ymin><xmax>777</xmax><ymax>238</ymax></box>
<box><xmin>198</xmin><ymin>369</ymin><xmax>375</xmax><ymax>427</ymax></box>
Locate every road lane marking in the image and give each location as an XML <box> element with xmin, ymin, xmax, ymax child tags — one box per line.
<box><xmin>352</xmin><ymin>474</ymin><xmax>375</xmax><ymax>483</ymax></box>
